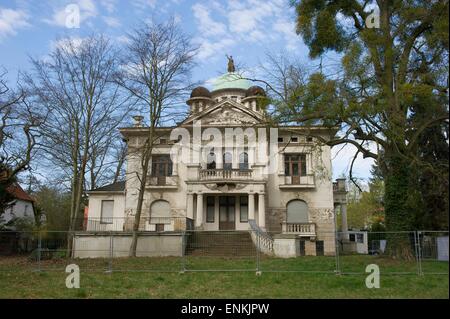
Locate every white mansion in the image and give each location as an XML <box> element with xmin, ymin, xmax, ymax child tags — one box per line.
<box><xmin>83</xmin><ymin>66</ymin><xmax>348</xmax><ymax>258</ymax></box>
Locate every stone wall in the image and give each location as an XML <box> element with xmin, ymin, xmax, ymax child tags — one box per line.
<box><xmin>73</xmin><ymin>233</ymin><xmax>184</xmax><ymax>258</ymax></box>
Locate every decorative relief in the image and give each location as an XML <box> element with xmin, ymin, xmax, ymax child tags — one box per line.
<box><xmin>204</xmin><ymin>105</ymin><xmax>256</xmax><ymax>125</ymax></box>
<box><xmin>310</xmin><ymin>208</ymin><xmax>334</xmax><ymax>221</ymax></box>
<box><xmin>204</xmin><ymin>183</ymin><xmax>247</xmax><ymax>192</ymax></box>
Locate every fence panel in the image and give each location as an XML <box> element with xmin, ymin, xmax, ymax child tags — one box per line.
<box><xmin>419</xmin><ymin>231</ymin><xmax>449</xmax><ymax>275</ymax></box>
<box><xmin>338</xmin><ymin>231</ymin><xmax>419</xmax><ymax>275</ymax></box>
<box><xmin>0</xmin><ymin>231</ymin><xmax>40</xmax><ymax>272</ymax></box>
<box><xmin>259</xmin><ymin>231</ymin><xmax>338</xmax><ymax>273</ymax></box>
<box><xmin>1</xmin><ymin>229</ymin><xmax>448</xmax><ymax>276</ymax></box>
<box><xmin>183</xmin><ymin>230</ymin><xmax>257</xmax><ymax>272</ymax></box>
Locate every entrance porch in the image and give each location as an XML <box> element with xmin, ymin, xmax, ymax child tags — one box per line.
<box><xmin>186</xmin><ymin>193</ymin><xmax>266</xmax><ymax>231</ymax></box>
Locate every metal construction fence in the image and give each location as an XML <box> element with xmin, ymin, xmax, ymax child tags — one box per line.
<box><xmin>0</xmin><ymin>229</ymin><xmax>448</xmax><ymax>275</ymax></box>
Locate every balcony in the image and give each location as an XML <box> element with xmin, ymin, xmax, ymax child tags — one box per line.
<box><xmin>199</xmin><ymin>169</ymin><xmax>253</xmax><ymax>181</ymax></box>
<box><xmin>279</xmin><ymin>174</ymin><xmax>315</xmax><ymax>189</ymax></box>
<box><xmin>281</xmin><ymin>222</ymin><xmax>316</xmax><ymax>238</ymax></box>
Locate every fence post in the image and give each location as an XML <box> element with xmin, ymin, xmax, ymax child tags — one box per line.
<box><xmin>413</xmin><ymin>231</ymin><xmax>420</xmax><ymax>276</ymax></box>
<box><xmin>334</xmin><ymin>230</ymin><xmax>340</xmax><ymax>275</ymax></box>
<box><xmin>256</xmin><ymin>231</ymin><xmax>261</xmax><ymax>275</ymax></box>
<box><xmin>108</xmin><ymin>231</ymin><xmax>113</xmax><ymax>273</ymax></box>
<box><xmin>181</xmin><ymin>230</ymin><xmax>186</xmax><ymax>273</ymax></box>
<box><xmin>417</xmin><ymin>231</ymin><xmax>423</xmax><ymax>276</ymax></box>
<box><xmin>37</xmin><ymin>231</ymin><xmax>42</xmax><ymax>272</ymax></box>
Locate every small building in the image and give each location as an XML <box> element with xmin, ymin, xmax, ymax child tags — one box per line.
<box><xmin>1</xmin><ymin>183</ymin><xmax>36</xmax><ymax>229</ymax></box>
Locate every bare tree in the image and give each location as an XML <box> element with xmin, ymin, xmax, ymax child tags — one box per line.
<box><xmin>0</xmin><ymin>68</ymin><xmax>41</xmax><ymax>214</ymax></box>
<box><xmin>115</xmin><ymin>18</ymin><xmax>197</xmax><ymax>256</ymax></box>
<box><xmin>25</xmin><ymin>36</ymin><xmax>132</xmax><ymax>247</ymax></box>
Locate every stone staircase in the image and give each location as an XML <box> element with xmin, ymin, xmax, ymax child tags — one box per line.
<box><xmin>185</xmin><ymin>231</ymin><xmax>256</xmax><ymax>256</ymax></box>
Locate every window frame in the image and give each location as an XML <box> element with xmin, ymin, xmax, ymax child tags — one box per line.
<box><xmin>206</xmin><ymin>196</ymin><xmax>215</xmax><ymax>223</ymax></box>
<box><xmin>151</xmin><ymin>155</ymin><xmax>173</xmax><ymax>177</ymax></box>
<box><xmin>284</xmin><ymin>154</ymin><xmax>307</xmax><ymax>176</ymax></box>
<box><xmin>239</xmin><ymin>196</ymin><xmax>249</xmax><ymax>222</ymax></box>
<box><xmin>100</xmin><ymin>200</ymin><xmax>114</xmax><ymax>224</ymax></box>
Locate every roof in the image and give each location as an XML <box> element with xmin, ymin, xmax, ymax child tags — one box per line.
<box><xmin>212</xmin><ymin>72</ymin><xmax>252</xmax><ymax>91</ymax></box>
<box><xmin>89</xmin><ymin>181</ymin><xmax>125</xmax><ymax>193</ymax></box>
<box><xmin>6</xmin><ymin>184</ymin><xmax>35</xmax><ymax>202</ymax></box>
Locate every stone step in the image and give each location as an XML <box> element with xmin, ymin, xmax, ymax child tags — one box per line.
<box><xmin>185</xmin><ymin>231</ymin><xmax>256</xmax><ymax>256</ymax></box>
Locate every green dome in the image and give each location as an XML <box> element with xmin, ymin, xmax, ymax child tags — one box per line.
<box><xmin>212</xmin><ymin>72</ymin><xmax>252</xmax><ymax>91</ymax></box>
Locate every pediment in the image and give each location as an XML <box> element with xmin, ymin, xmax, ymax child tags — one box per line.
<box><xmin>182</xmin><ymin>100</ymin><xmax>263</xmax><ymax>126</ymax></box>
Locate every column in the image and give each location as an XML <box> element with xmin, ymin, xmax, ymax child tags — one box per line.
<box><xmin>258</xmin><ymin>193</ymin><xmax>265</xmax><ymax>229</ymax></box>
<box><xmin>216</xmin><ymin>148</ymin><xmax>223</xmax><ymax>169</ymax></box>
<box><xmin>196</xmin><ymin>193</ymin><xmax>204</xmax><ymax>228</ymax></box>
<box><xmin>248</xmin><ymin>193</ymin><xmax>255</xmax><ymax>220</ymax></box>
<box><xmin>186</xmin><ymin>193</ymin><xmax>194</xmax><ymax>219</ymax></box>
<box><xmin>341</xmin><ymin>203</ymin><xmax>349</xmax><ymax>240</ymax></box>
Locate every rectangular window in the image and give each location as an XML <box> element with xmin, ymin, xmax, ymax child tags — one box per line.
<box><xmin>101</xmin><ymin>200</ymin><xmax>114</xmax><ymax>224</ymax></box>
<box><xmin>206</xmin><ymin>196</ymin><xmax>215</xmax><ymax>223</ymax></box>
<box><xmin>357</xmin><ymin>233</ymin><xmax>364</xmax><ymax>243</ymax></box>
<box><xmin>151</xmin><ymin>155</ymin><xmax>173</xmax><ymax>177</ymax></box>
<box><xmin>349</xmin><ymin>234</ymin><xmax>356</xmax><ymax>242</ymax></box>
<box><xmin>240</xmin><ymin>196</ymin><xmax>248</xmax><ymax>222</ymax></box>
<box><xmin>284</xmin><ymin>154</ymin><xmax>307</xmax><ymax>176</ymax></box>
<box><xmin>278</xmin><ymin>137</ymin><xmax>284</xmax><ymax>143</ymax></box>
<box><xmin>291</xmin><ymin>136</ymin><xmax>298</xmax><ymax>143</ymax></box>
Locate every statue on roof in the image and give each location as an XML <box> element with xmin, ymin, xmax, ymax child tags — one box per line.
<box><xmin>226</xmin><ymin>54</ymin><xmax>235</xmax><ymax>73</ymax></box>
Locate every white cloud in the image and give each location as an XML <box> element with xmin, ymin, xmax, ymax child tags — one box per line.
<box><xmin>43</xmin><ymin>0</ymin><xmax>97</xmax><ymax>28</ymax></box>
<box><xmin>273</xmin><ymin>20</ymin><xmax>302</xmax><ymax>51</ymax></box>
<box><xmin>103</xmin><ymin>16</ymin><xmax>121</xmax><ymax>28</ymax></box>
<box><xmin>195</xmin><ymin>37</ymin><xmax>235</xmax><ymax>60</ymax></box>
<box><xmin>192</xmin><ymin>3</ymin><xmax>227</xmax><ymax>37</ymax></box>
<box><xmin>51</xmin><ymin>37</ymin><xmax>85</xmax><ymax>54</ymax></box>
<box><xmin>0</xmin><ymin>7</ymin><xmax>30</xmax><ymax>41</ymax></box>
<box><xmin>190</xmin><ymin>0</ymin><xmax>300</xmax><ymax>62</ymax></box>
<box><xmin>100</xmin><ymin>0</ymin><xmax>117</xmax><ymax>13</ymax></box>
<box><xmin>132</xmin><ymin>0</ymin><xmax>158</xmax><ymax>9</ymax></box>
<box><xmin>331</xmin><ymin>143</ymin><xmax>376</xmax><ymax>181</ymax></box>
<box><xmin>116</xmin><ymin>35</ymin><xmax>131</xmax><ymax>44</ymax></box>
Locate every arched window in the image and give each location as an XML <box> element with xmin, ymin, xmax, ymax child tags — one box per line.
<box><xmin>223</xmin><ymin>152</ymin><xmax>232</xmax><ymax>170</ymax></box>
<box><xmin>207</xmin><ymin>151</ymin><xmax>216</xmax><ymax>169</ymax></box>
<box><xmin>286</xmin><ymin>200</ymin><xmax>309</xmax><ymax>223</ymax></box>
<box><xmin>239</xmin><ymin>152</ymin><xmax>249</xmax><ymax>170</ymax></box>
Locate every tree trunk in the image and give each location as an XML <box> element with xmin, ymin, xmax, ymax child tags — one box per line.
<box><xmin>129</xmin><ymin>137</ymin><xmax>153</xmax><ymax>257</ymax></box>
<box><xmin>384</xmin><ymin>152</ymin><xmax>415</xmax><ymax>260</ymax></box>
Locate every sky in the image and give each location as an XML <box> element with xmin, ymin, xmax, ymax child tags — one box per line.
<box><xmin>0</xmin><ymin>0</ymin><xmax>375</xmax><ymax>182</ymax></box>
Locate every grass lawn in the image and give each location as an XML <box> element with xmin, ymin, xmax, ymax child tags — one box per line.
<box><xmin>0</xmin><ymin>255</ymin><xmax>447</xmax><ymax>298</ymax></box>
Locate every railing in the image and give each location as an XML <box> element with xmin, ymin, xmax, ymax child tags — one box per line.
<box><xmin>147</xmin><ymin>176</ymin><xmax>178</xmax><ymax>187</ymax></box>
<box><xmin>249</xmin><ymin>219</ymin><xmax>274</xmax><ymax>256</ymax></box>
<box><xmin>82</xmin><ymin>217</ymin><xmax>191</xmax><ymax>232</ymax></box>
<box><xmin>281</xmin><ymin>222</ymin><xmax>316</xmax><ymax>237</ymax></box>
<box><xmin>199</xmin><ymin>169</ymin><xmax>253</xmax><ymax>181</ymax></box>
<box><xmin>281</xmin><ymin>174</ymin><xmax>315</xmax><ymax>187</ymax></box>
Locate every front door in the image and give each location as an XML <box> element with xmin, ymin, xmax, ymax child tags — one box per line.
<box><xmin>219</xmin><ymin>196</ymin><xmax>235</xmax><ymax>230</ymax></box>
